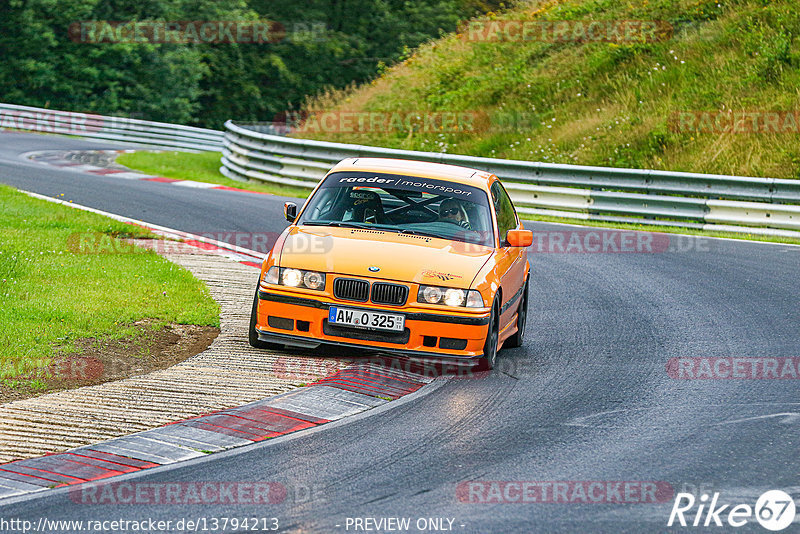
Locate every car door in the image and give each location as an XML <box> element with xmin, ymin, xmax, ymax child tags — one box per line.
<box><xmin>490</xmin><ymin>180</ymin><xmax>528</xmax><ymax>334</ymax></box>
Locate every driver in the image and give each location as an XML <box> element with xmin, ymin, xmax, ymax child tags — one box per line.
<box><xmin>438</xmin><ymin>198</ymin><xmax>471</xmax><ymax>229</ymax></box>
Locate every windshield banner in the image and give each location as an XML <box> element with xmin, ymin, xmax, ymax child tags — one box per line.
<box><xmin>324</xmin><ymin>172</ymin><xmax>485</xmax><ymax>203</ymax></box>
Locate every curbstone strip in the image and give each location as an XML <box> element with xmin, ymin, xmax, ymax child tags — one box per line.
<box><xmin>140</xmin><ymin>426</ymin><xmax>246</xmax><ymax>451</ymax></box>
<box><xmin>60</xmin><ymin>453</ymin><xmax>141</xmax><ymax>474</ymax></box>
<box><xmin>13</xmin><ymin>457</ymin><xmax>123</xmax><ymax>481</ymax></box>
<box><xmin>23</xmin><ymin>149</ymin><xmax>269</xmax><ymax>196</ymax></box>
<box><xmin>0</xmin><ymin>477</ymin><xmax>49</xmax><ymax>497</ymax></box>
<box><xmin>0</xmin><ymin>360</ymin><xmax>437</xmax><ymax>500</ymax></box>
<box><xmin>257</xmin><ymin>385</ymin><xmax>388</xmax><ymax>421</ymax></box>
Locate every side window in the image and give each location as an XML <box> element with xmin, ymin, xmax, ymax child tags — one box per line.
<box><xmin>491</xmin><ymin>181</ymin><xmax>518</xmax><ymax>244</ymax></box>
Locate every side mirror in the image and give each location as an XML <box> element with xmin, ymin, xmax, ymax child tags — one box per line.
<box><xmin>284</xmin><ymin>202</ymin><xmax>298</xmax><ymax>223</ymax></box>
<box><xmin>506</xmin><ymin>229</ymin><xmax>533</xmax><ymax>247</ymax></box>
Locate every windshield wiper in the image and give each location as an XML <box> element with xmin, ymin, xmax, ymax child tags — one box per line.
<box><xmin>303</xmin><ymin>221</ymin><xmax>375</xmax><ymax>230</ymax></box>
<box><xmin>394</xmin><ymin>229</ymin><xmax>447</xmax><ymax>240</ymax></box>
<box><xmin>303</xmin><ymin>222</ymin><xmax>446</xmax><ymax>240</ymax></box>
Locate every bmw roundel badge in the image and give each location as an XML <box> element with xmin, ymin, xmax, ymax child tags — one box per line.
<box><xmin>368</xmin><ymin>266</ymin><xmax>380</xmax><ymax>272</ymax></box>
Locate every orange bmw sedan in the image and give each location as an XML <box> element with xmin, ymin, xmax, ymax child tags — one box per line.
<box><xmin>249</xmin><ymin>158</ymin><xmax>532</xmax><ymax>369</ymax></box>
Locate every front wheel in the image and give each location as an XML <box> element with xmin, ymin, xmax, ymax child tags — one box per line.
<box><xmin>505</xmin><ymin>279</ymin><xmax>528</xmax><ymax>348</ymax></box>
<box><xmin>476</xmin><ymin>298</ymin><xmax>500</xmax><ymax>371</ymax></box>
<box><xmin>249</xmin><ymin>286</ymin><xmax>282</xmax><ymax>350</ymax></box>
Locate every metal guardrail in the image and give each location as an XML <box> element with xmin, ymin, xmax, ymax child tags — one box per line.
<box><xmin>222</xmin><ymin>121</ymin><xmax>800</xmax><ymax>237</ymax></box>
<box><xmin>0</xmin><ymin>103</ymin><xmax>223</xmax><ymax>151</ymax></box>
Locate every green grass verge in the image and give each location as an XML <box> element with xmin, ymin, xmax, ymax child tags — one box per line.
<box><xmin>116</xmin><ymin>151</ymin><xmax>311</xmax><ymax>198</ymax></box>
<box><xmin>0</xmin><ymin>184</ymin><xmax>220</xmax><ymax>383</ymax></box>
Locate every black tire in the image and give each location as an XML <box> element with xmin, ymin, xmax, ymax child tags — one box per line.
<box><xmin>249</xmin><ymin>286</ymin><xmax>282</xmax><ymax>350</ymax></box>
<box><xmin>476</xmin><ymin>297</ymin><xmax>500</xmax><ymax>371</ymax></box>
<box><xmin>505</xmin><ymin>278</ymin><xmax>529</xmax><ymax>348</ymax></box>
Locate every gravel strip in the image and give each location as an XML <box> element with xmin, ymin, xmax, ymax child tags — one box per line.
<box><xmin>0</xmin><ymin>243</ymin><xmax>349</xmax><ymax>463</ymax></box>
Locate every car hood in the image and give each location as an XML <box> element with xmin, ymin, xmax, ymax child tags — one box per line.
<box><xmin>279</xmin><ymin>226</ymin><xmax>493</xmax><ymax>287</ymax></box>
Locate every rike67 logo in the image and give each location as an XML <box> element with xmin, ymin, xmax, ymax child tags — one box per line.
<box><xmin>668</xmin><ymin>490</ymin><xmax>796</xmax><ymax>531</ymax></box>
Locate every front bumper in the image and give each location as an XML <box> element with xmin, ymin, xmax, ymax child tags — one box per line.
<box><xmin>256</xmin><ymin>289</ymin><xmax>490</xmax><ymax>358</ymax></box>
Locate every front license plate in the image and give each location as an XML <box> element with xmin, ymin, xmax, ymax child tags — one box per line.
<box><xmin>328</xmin><ymin>306</ymin><xmax>405</xmax><ymax>332</ymax></box>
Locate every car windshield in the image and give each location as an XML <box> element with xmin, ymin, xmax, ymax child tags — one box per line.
<box><xmin>297</xmin><ymin>171</ymin><xmax>495</xmax><ymax>247</ymax></box>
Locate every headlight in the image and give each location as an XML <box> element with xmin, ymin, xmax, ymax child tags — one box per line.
<box><xmin>303</xmin><ymin>271</ymin><xmax>324</xmax><ymax>290</ymax></box>
<box><xmin>418</xmin><ymin>285</ymin><xmax>484</xmax><ymax>308</ymax></box>
<box><xmin>421</xmin><ymin>286</ymin><xmax>443</xmax><ymax>304</ymax></box>
<box><xmin>282</xmin><ymin>268</ymin><xmax>303</xmax><ymax>287</ymax></box>
<box><xmin>262</xmin><ymin>266</ymin><xmax>325</xmax><ymax>291</ymax></box>
<box><xmin>444</xmin><ymin>288</ymin><xmax>465</xmax><ymax>307</ymax></box>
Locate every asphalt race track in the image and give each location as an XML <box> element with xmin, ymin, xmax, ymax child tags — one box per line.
<box><xmin>1</xmin><ymin>132</ymin><xmax>799</xmax><ymax>533</ymax></box>
<box><xmin>0</xmin><ymin>133</ymin><xmax>295</xmax><ymax>250</ymax></box>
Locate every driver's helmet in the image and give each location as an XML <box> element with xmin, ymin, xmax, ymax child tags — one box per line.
<box><xmin>438</xmin><ymin>198</ymin><xmax>470</xmax><ymax>229</ymax></box>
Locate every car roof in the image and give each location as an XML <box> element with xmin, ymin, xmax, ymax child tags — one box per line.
<box><xmin>327</xmin><ymin>157</ymin><xmax>495</xmax><ymax>188</ymax></box>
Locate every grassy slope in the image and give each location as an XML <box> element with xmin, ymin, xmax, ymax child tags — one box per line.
<box><xmin>0</xmin><ymin>185</ymin><xmax>219</xmax><ymax>382</ymax></box>
<box><xmin>301</xmin><ymin>0</ymin><xmax>800</xmax><ymax>180</ymax></box>
<box><xmin>116</xmin><ymin>151</ymin><xmax>311</xmax><ymax>198</ymax></box>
